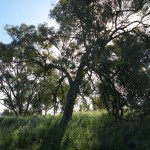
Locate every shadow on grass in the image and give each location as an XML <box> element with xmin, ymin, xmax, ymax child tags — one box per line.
<box><xmin>40</xmin><ymin>121</ymin><xmax>67</xmax><ymax>150</ymax></box>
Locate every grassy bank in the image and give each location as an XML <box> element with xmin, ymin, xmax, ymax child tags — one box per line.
<box><xmin>0</xmin><ymin>111</ymin><xmax>150</xmax><ymax>150</ymax></box>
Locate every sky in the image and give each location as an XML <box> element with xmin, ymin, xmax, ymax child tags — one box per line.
<box><xmin>0</xmin><ymin>0</ymin><xmax>58</xmax><ymax>43</ymax></box>
<box><xmin>0</xmin><ymin>0</ymin><xmax>59</xmax><ymax>112</ymax></box>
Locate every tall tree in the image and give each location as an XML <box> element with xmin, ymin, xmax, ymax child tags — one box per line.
<box><xmin>0</xmin><ymin>24</ymin><xmax>69</xmax><ymax>116</ymax></box>
<box><xmin>0</xmin><ymin>41</ymin><xmax>38</xmax><ymax>116</ymax></box>
<box><xmin>1</xmin><ymin>0</ymin><xmax>149</xmax><ymax>123</ymax></box>
<box><xmin>49</xmin><ymin>0</ymin><xmax>150</xmax><ymax>122</ymax></box>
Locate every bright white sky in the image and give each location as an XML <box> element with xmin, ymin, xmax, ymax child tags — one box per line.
<box><xmin>0</xmin><ymin>0</ymin><xmax>59</xmax><ymax>112</ymax></box>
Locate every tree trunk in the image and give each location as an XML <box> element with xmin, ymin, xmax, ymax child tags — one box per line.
<box><xmin>61</xmin><ymin>53</ymin><xmax>88</xmax><ymax>124</ymax></box>
<box><xmin>61</xmin><ymin>86</ymin><xmax>78</xmax><ymax>124</ymax></box>
<box><xmin>18</xmin><ymin>99</ymin><xmax>23</xmax><ymax>115</ymax></box>
<box><xmin>19</xmin><ymin>107</ymin><xmax>23</xmax><ymax>115</ymax></box>
<box><xmin>14</xmin><ymin>110</ymin><xmax>18</xmax><ymax>116</ymax></box>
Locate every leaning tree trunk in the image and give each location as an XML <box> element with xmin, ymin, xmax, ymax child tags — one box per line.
<box><xmin>61</xmin><ymin>85</ymin><xmax>78</xmax><ymax>124</ymax></box>
<box><xmin>61</xmin><ymin>67</ymin><xmax>86</xmax><ymax>123</ymax></box>
<box><xmin>61</xmin><ymin>51</ymin><xmax>89</xmax><ymax>124</ymax></box>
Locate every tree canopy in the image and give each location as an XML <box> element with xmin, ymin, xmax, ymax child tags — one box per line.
<box><xmin>0</xmin><ymin>0</ymin><xmax>149</xmax><ymax>123</ymax></box>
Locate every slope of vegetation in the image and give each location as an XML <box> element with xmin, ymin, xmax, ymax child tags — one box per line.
<box><xmin>0</xmin><ymin>111</ymin><xmax>150</xmax><ymax>150</ymax></box>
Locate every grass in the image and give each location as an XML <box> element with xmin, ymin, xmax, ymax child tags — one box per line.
<box><xmin>0</xmin><ymin>111</ymin><xmax>150</xmax><ymax>150</ymax></box>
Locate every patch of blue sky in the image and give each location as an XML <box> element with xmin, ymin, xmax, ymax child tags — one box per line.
<box><xmin>0</xmin><ymin>0</ymin><xmax>59</xmax><ymax>43</ymax></box>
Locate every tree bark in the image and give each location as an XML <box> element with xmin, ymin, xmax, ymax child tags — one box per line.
<box><xmin>61</xmin><ymin>85</ymin><xmax>78</xmax><ymax>124</ymax></box>
<box><xmin>61</xmin><ymin>49</ymin><xmax>89</xmax><ymax>124</ymax></box>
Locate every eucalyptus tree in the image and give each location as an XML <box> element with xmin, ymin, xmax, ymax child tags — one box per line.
<box><xmin>0</xmin><ymin>41</ymin><xmax>38</xmax><ymax>116</ymax></box>
<box><xmin>105</xmin><ymin>30</ymin><xmax>150</xmax><ymax>119</ymax></box>
<box><xmin>48</xmin><ymin>0</ymin><xmax>150</xmax><ymax>122</ymax></box>
<box><xmin>1</xmin><ymin>0</ymin><xmax>149</xmax><ymax>122</ymax></box>
<box><xmin>0</xmin><ymin>24</ymin><xmax>69</xmax><ymax>116</ymax></box>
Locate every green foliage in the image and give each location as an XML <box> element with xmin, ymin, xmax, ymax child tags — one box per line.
<box><xmin>2</xmin><ymin>109</ymin><xmax>15</xmax><ymax>116</ymax></box>
<box><xmin>0</xmin><ymin>23</ymin><xmax>67</xmax><ymax>115</ymax></box>
<box><xmin>0</xmin><ymin>0</ymin><xmax>150</xmax><ymax>123</ymax></box>
<box><xmin>1</xmin><ymin>111</ymin><xmax>150</xmax><ymax>149</ymax></box>
<box><xmin>0</xmin><ymin>31</ymin><xmax>39</xmax><ymax>115</ymax></box>
<box><xmin>0</xmin><ymin>115</ymin><xmax>59</xmax><ymax>150</ymax></box>
<box><xmin>49</xmin><ymin>0</ymin><xmax>150</xmax><ymax>122</ymax></box>
<box><xmin>60</xmin><ymin>111</ymin><xmax>111</xmax><ymax>150</ymax></box>
<box><xmin>35</xmin><ymin>72</ymin><xmax>69</xmax><ymax>114</ymax></box>
<box><xmin>94</xmin><ymin>28</ymin><xmax>150</xmax><ymax>120</ymax></box>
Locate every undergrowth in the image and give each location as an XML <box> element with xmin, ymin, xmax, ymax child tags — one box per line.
<box><xmin>0</xmin><ymin>111</ymin><xmax>150</xmax><ymax>150</ymax></box>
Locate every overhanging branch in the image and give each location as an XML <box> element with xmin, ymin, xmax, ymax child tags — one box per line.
<box><xmin>46</xmin><ymin>63</ymin><xmax>73</xmax><ymax>85</ymax></box>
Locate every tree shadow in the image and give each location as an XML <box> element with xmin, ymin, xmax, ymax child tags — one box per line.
<box><xmin>40</xmin><ymin>121</ymin><xmax>67</xmax><ymax>150</ymax></box>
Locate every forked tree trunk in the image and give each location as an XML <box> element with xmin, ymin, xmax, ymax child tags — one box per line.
<box><xmin>55</xmin><ymin>50</ymin><xmax>88</xmax><ymax>124</ymax></box>
<box><xmin>61</xmin><ymin>60</ymin><xmax>88</xmax><ymax>123</ymax></box>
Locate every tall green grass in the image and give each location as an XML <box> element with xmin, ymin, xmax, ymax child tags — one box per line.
<box><xmin>0</xmin><ymin>111</ymin><xmax>150</xmax><ymax>150</ymax></box>
<box><xmin>0</xmin><ymin>115</ymin><xmax>61</xmax><ymax>150</ymax></box>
